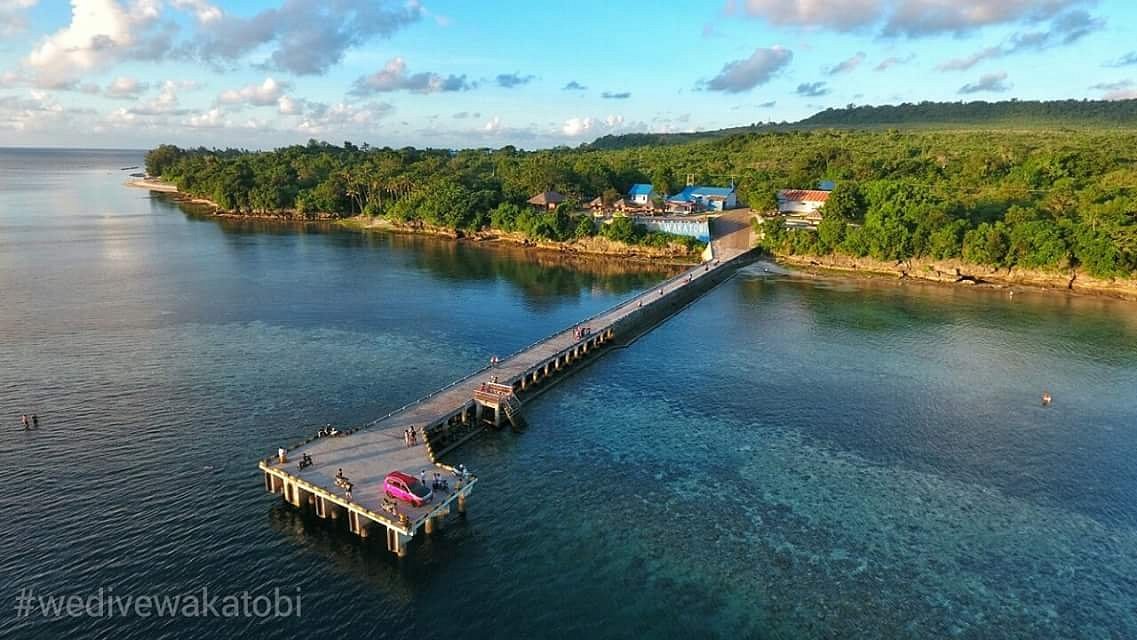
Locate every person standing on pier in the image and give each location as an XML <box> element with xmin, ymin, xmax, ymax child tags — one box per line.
<box><xmin>21</xmin><ymin>414</ymin><xmax>29</xmax><ymax>430</ymax></box>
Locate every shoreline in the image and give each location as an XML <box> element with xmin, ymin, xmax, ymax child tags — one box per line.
<box><xmin>127</xmin><ymin>178</ymin><xmax>704</xmax><ymax>266</ymax></box>
<box><xmin>773</xmin><ymin>252</ymin><xmax>1137</xmax><ymax>302</ymax></box>
<box><xmin>126</xmin><ymin>179</ymin><xmax>1135</xmax><ymax>300</ymax></box>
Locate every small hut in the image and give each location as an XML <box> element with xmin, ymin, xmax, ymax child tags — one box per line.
<box><xmin>587</xmin><ymin>196</ymin><xmax>605</xmax><ymax>212</ymax></box>
<box><xmin>527</xmin><ymin>190</ymin><xmax>566</xmax><ymax>211</ymax></box>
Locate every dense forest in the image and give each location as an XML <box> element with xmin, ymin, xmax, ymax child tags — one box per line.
<box><xmin>588</xmin><ymin>98</ymin><xmax>1137</xmax><ymax>150</ymax></box>
<box><xmin>145</xmin><ymin>141</ymin><xmax>704</xmax><ymax>253</ymax></box>
<box><xmin>799</xmin><ymin>99</ymin><xmax>1137</xmax><ymax>128</ymax></box>
<box><xmin>148</xmin><ymin>124</ymin><xmax>1137</xmax><ymax>278</ymax></box>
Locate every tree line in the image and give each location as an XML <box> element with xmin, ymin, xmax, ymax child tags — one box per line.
<box><xmin>148</xmin><ymin>125</ymin><xmax>1137</xmax><ymax>277</ymax></box>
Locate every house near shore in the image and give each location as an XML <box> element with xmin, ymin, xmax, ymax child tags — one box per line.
<box><xmin>528</xmin><ymin>190</ymin><xmax>565</xmax><ymax>210</ymax></box>
<box><xmin>776</xmin><ymin>189</ymin><xmax>830</xmax><ymax>215</ymax></box>
<box><xmin>776</xmin><ymin>189</ymin><xmax>831</xmax><ymax>227</ymax></box>
<box><xmin>627</xmin><ymin>183</ymin><xmax>656</xmax><ymax>206</ymax></box>
<box><xmin>665</xmin><ymin>184</ymin><xmax>738</xmax><ymax>214</ymax></box>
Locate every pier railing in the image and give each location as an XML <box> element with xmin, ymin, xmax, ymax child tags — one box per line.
<box><xmin>349</xmin><ymin>262</ymin><xmax>702</xmax><ymax>428</ymax></box>
<box><xmin>275</xmin><ymin>254</ymin><xmax>734</xmax><ymax>456</ymax></box>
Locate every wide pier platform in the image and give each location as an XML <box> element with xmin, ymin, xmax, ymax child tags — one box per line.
<box><xmin>260</xmin><ymin>233</ymin><xmax>755</xmax><ymax>556</ymax></box>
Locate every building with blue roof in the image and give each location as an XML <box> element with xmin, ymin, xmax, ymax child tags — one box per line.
<box><xmin>627</xmin><ymin>183</ymin><xmax>656</xmax><ymax>206</ymax></box>
<box><xmin>665</xmin><ymin>184</ymin><xmax>737</xmax><ymax>213</ymax></box>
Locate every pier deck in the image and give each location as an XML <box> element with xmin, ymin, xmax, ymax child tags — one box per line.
<box><xmin>260</xmin><ymin>238</ymin><xmax>755</xmax><ymax>555</ymax></box>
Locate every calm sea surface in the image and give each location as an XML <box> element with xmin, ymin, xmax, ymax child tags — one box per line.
<box><xmin>2</xmin><ymin>148</ymin><xmax>1136</xmax><ymax>639</ymax></box>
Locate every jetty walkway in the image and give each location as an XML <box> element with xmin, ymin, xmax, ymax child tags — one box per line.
<box><xmin>259</xmin><ymin>219</ymin><xmax>757</xmax><ymax>556</ymax></box>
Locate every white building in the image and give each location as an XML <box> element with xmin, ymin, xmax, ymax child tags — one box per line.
<box><xmin>776</xmin><ymin>189</ymin><xmax>830</xmax><ymax>215</ymax></box>
<box><xmin>627</xmin><ymin>183</ymin><xmax>656</xmax><ymax>206</ymax></box>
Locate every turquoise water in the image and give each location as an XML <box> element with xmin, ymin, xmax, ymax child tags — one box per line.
<box><xmin>2</xmin><ymin>149</ymin><xmax>1136</xmax><ymax>639</ymax></box>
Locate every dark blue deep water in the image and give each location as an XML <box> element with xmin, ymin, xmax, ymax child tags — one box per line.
<box><xmin>2</xmin><ymin>148</ymin><xmax>1137</xmax><ymax>639</ymax></box>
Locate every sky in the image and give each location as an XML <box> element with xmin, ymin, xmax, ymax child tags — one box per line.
<box><xmin>2</xmin><ymin>0</ymin><xmax>1137</xmax><ymax>150</ymax></box>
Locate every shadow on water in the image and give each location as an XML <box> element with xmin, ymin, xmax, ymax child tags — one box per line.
<box><xmin>166</xmin><ymin>197</ymin><xmax>681</xmax><ymax>308</ymax></box>
<box><xmin>265</xmin><ymin>501</ymin><xmax>481</xmax><ymax>591</ymax></box>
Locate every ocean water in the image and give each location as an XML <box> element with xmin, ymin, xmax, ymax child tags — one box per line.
<box><xmin>1</xmin><ymin>148</ymin><xmax>1136</xmax><ymax>639</ymax></box>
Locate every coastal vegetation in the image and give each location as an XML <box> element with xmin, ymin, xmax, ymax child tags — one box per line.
<box><xmin>145</xmin><ymin>141</ymin><xmax>704</xmax><ymax>256</ymax></box>
<box><xmin>148</xmin><ymin>119</ymin><xmax>1137</xmax><ymax>278</ymax></box>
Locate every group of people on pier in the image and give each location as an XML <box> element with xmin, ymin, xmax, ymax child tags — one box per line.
<box><xmin>431</xmin><ymin>471</ymin><xmax>449</xmax><ymax>492</ymax></box>
<box><xmin>573</xmin><ymin>326</ymin><xmax>592</xmax><ymax>340</ymax></box>
<box><xmin>403</xmin><ymin>426</ymin><xmax>418</xmax><ymax>447</ymax></box>
<box><xmin>19</xmin><ymin>414</ymin><xmax>38</xmax><ymax>430</ymax></box>
<box><xmin>316</xmin><ymin>424</ymin><xmax>341</xmax><ymax>438</ymax></box>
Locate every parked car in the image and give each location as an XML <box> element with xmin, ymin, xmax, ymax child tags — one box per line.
<box><xmin>384</xmin><ymin>471</ymin><xmax>433</xmax><ymax>507</ymax></box>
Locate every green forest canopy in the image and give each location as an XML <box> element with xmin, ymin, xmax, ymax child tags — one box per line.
<box><xmin>147</xmin><ymin>124</ymin><xmax>1137</xmax><ymax>278</ymax></box>
<box><xmin>588</xmin><ymin>98</ymin><xmax>1137</xmax><ymax>150</ymax></box>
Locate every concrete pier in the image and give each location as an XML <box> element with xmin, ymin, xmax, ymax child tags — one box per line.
<box><xmin>259</xmin><ymin>236</ymin><xmax>756</xmax><ymax>556</ymax></box>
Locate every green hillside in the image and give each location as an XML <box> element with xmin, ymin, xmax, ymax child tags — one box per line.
<box><xmin>588</xmin><ymin>99</ymin><xmax>1137</xmax><ymax>150</ymax></box>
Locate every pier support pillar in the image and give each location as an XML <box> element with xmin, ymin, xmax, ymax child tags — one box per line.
<box><xmin>458</xmin><ymin>493</ymin><xmax>467</xmax><ymax>515</ymax></box>
<box><xmin>387</xmin><ymin>529</ymin><xmax>411</xmax><ymax>557</ymax></box>
<box><xmin>348</xmin><ymin>510</ymin><xmax>370</xmax><ymax>537</ymax></box>
<box><xmin>494</xmin><ymin>405</ymin><xmax>503</xmax><ymax>428</ymax></box>
<box><xmin>475</xmin><ymin>403</ymin><xmax>484</xmax><ymax>422</ymax></box>
<box><xmin>315</xmin><ymin>496</ymin><xmax>327</xmax><ymax>518</ymax></box>
<box><xmin>425</xmin><ymin>516</ymin><xmax>435</xmax><ymax>535</ymax></box>
<box><xmin>293</xmin><ymin>485</ymin><xmax>310</xmax><ymax>510</ymax></box>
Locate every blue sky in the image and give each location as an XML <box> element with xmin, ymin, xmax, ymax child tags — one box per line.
<box><xmin>2</xmin><ymin>0</ymin><xmax>1137</xmax><ymax>149</ymax></box>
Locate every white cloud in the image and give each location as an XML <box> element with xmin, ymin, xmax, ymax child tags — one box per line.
<box><xmin>0</xmin><ymin>0</ymin><xmax>38</xmax><ymax>35</ymax></box>
<box><xmin>735</xmin><ymin>0</ymin><xmax>1090</xmax><ymax>37</ymax></box>
<box><xmin>483</xmin><ymin>116</ymin><xmax>503</xmax><ymax>133</ymax></box>
<box><xmin>187</xmin><ymin>106</ymin><xmax>225</xmax><ymax>128</ymax></box>
<box><xmin>561</xmin><ymin>116</ymin><xmax>593</xmax><ymax>136</ymax></box>
<box><xmin>827</xmin><ymin>51</ymin><xmax>866</xmax><ymax>75</ymax></box>
<box><xmin>936</xmin><ymin>10</ymin><xmax>1104</xmax><ymax>71</ymax></box>
<box><xmin>561</xmin><ymin>114</ymin><xmax>627</xmax><ymax>138</ymax></box>
<box><xmin>105</xmin><ymin>75</ymin><xmax>149</xmax><ymax>99</ymax></box>
<box><xmin>958</xmin><ymin>71</ymin><xmax>1011</xmax><ymax>93</ymax></box>
<box><xmin>218</xmin><ymin>77</ymin><xmax>289</xmax><ymax>107</ymax></box>
<box><xmin>0</xmin><ymin>89</ymin><xmax>91</xmax><ymax>131</ymax></box>
<box><xmin>351</xmin><ymin>57</ymin><xmax>472</xmax><ymax>95</ymax></box>
<box><xmin>194</xmin><ymin>0</ymin><xmax>422</xmax><ymax>75</ymax></box>
<box><xmin>704</xmin><ymin>46</ymin><xmax>793</xmax><ymax>93</ymax></box>
<box><xmin>128</xmin><ymin>79</ymin><xmax>194</xmax><ymax>115</ymax></box>
<box><xmin>277</xmin><ymin>95</ymin><xmax>303</xmax><ymax>115</ymax></box>
<box><xmin>296</xmin><ymin>101</ymin><xmax>393</xmax><ymax>133</ymax></box>
<box><xmin>23</xmin><ymin>0</ymin><xmax>168</xmax><ymax>88</ymax></box>
<box><xmin>170</xmin><ymin>0</ymin><xmax>221</xmax><ymax>24</ymax></box>
<box><xmin>736</xmin><ymin>0</ymin><xmax>880</xmax><ymax>31</ymax></box>
<box><xmin>874</xmin><ymin>53</ymin><xmax>915</xmax><ymax>71</ymax></box>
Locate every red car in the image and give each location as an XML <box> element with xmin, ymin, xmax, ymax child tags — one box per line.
<box><xmin>384</xmin><ymin>471</ymin><xmax>433</xmax><ymax>507</ymax></box>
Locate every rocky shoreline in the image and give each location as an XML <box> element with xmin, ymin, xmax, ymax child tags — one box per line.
<box><xmin>774</xmin><ymin>252</ymin><xmax>1137</xmax><ymax>301</ymax></box>
<box><xmin>127</xmin><ymin>178</ymin><xmax>704</xmax><ymax>265</ymax></box>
